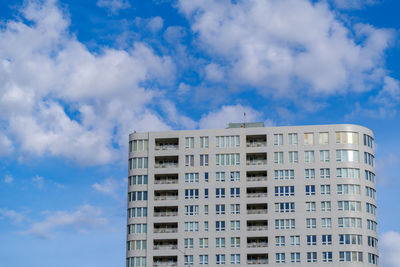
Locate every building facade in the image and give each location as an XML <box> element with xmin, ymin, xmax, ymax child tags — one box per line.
<box><xmin>127</xmin><ymin>123</ymin><xmax>378</xmax><ymax>266</ymax></box>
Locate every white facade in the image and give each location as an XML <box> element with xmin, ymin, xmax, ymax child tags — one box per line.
<box><xmin>127</xmin><ymin>124</ymin><xmax>378</xmax><ymax>266</ymax></box>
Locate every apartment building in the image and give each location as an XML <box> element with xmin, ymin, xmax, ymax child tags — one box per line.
<box><xmin>127</xmin><ymin>123</ymin><xmax>378</xmax><ymax>267</ymax></box>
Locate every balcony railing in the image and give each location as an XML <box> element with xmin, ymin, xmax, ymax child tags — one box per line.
<box><xmin>247</xmin><ymin>176</ymin><xmax>267</xmax><ymax>182</ymax></box>
<box><xmin>246</xmin><ymin>160</ymin><xmax>267</xmax><ymax>165</ymax></box>
<box><xmin>247</xmin><ymin>259</ymin><xmax>269</xmax><ymax>265</ymax></box>
<box><xmin>247</xmin><ymin>209</ymin><xmax>268</xmax><ymax>215</ymax></box>
<box><xmin>154</xmin><ymin>244</ymin><xmax>177</xmax><ymax>250</ymax></box>
<box><xmin>247</xmin><ymin>242</ymin><xmax>268</xmax><ymax>248</ymax></box>
<box><xmin>154</xmin><ymin>179</ymin><xmax>178</xmax><ymax>184</ymax></box>
<box><xmin>247</xmin><ymin>226</ymin><xmax>268</xmax><ymax>231</ymax></box>
<box><xmin>154</xmin><ymin>228</ymin><xmax>178</xmax><ymax>233</ymax></box>
<box><xmin>247</xmin><ymin>192</ymin><xmax>268</xmax><ymax>198</ymax></box>
<box><xmin>154</xmin><ymin>211</ymin><xmax>178</xmax><ymax>217</ymax></box>
<box><xmin>155</xmin><ymin>163</ymin><xmax>178</xmax><ymax>168</ymax></box>
<box><xmin>155</xmin><ymin>145</ymin><xmax>178</xmax><ymax>151</ymax></box>
<box><xmin>246</xmin><ymin>142</ymin><xmax>267</xmax><ymax>147</ymax></box>
<box><xmin>154</xmin><ymin>195</ymin><xmax>178</xmax><ymax>201</ymax></box>
<box><xmin>153</xmin><ymin>262</ymin><xmax>177</xmax><ymax>267</ymax></box>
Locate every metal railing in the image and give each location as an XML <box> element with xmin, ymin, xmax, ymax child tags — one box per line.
<box><xmin>247</xmin><ymin>226</ymin><xmax>268</xmax><ymax>231</ymax></box>
<box><xmin>154</xmin><ymin>228</ymin><xmax>178</xmax><ymax>233</ymax></box>
<box><xmin>247</xmin><ymin>176</ymin><xmax>267</xmax><ymax>182</ymax></box>
<box><xmin>247</xmin><ymin>242</ymin><xmax>268</xmax><ymax>248</ymax></box>
<box><xmin>154</xmin><ymin>244</ymin><xmax>177</xmax><ymax>250</ymax></box>
<box><xmin>247</xmin><ymin>209</ymin><xmax>268</xmax><ymax>214</ymax></box>
<box><xmin>154</xmin><ymin>179</ymin><xmax>178</xmax><ymax>184</ymax></box>
<box><xmin>247</xmin><ymin>259</ymin><xmax>269</xmax><ymax>265</ymax></box>
<box><xmin>155</xmin><ymin>163</ymin><xmax>178</xmax><ymax>168</ymax></box>
<box><xmin>247</xmin><ymin>192</ymin><xmax>268</xmax><ymax>198</ymax></box>
<box><xmin>246</xmin><ymin>142</ymin><xmax>267</xmax><ymax>147</ymax></box>
<box><xmin>154</xmin><ymin>211</ymin><xmax>178</xmax><ymax>217</ymax></box>
<box><xmin>154</xmin><ymin>195</ymin><xmax>178</xmax><ymax>200</ymax></box>
<box><xmin>155</xmin><ymin>145</ymin><xmax>178</xmax><ymax>151</ymax></box>
<box><xmin>153</xmin><ymin>262</ymin><xmax>177</xmax><ymax>267</ymax></box>
<box><xmin>246</xmin><ymin>160</ymin><xmax>267</xmax><ymax>165</ymax></box>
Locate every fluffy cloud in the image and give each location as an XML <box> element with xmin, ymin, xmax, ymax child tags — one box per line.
<box><xmin>92</xmin><ymin>178</ymin><xmax>123</xmax><ymax>198</ymax></box>
<box><xmin>0</xmin><ymin>133</ymin><xmax>13</xmax><ymax>156</ymax></box>
<box><xmin>332</xmin><ymin>0</ymin><xmax>379</xmax><ymax>10</ymax></box>
<box><xmin>0</xmin><ymin>0</ymin><xmax>176</xmax><ymax>165</ymax></box>
<box><xmin>20</xmin><ymin>205</ymin><xmax>107</xmax><ymax>239</ymax></box>
<box><xmin>96</xmin><ymin>0</ymin><xmax>130</xmax><ymax>14</ymax></box>
<box><xmin>177</xmin><ymin>0</ymin><xmax>393</xmax><ymax>97</ymax></box>
<box><xmin>199</xmin><ymin>104</ymin><xmax>265</xmax><ymax>129</ymax></box>
<box><xmin>380</xmin><ymin>231</ymin><xmax>400</xmax><ymax>267</ymax></box>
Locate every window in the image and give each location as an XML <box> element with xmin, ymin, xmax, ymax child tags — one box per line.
<box><xmin>305</xmin><ymin>185</ymin><xmax>315</xmax><ymax>196</ymax></box>
<box><xmin>184</xmin><ymin>222</ymin><xmax>199</xmax><ymax>232</ymax></box>
<box><xmin>184</xmin><ymin>238</ymin><xmax>194</xmax><ymax>248</ymax></box>
<box><xmin>274</xmin><ymin>152</ymin><xmax>284</xmax><ymax>163</ymax></box>
<box><xmin>185</xmin><ymin>205</ymin><xmax>199</xmax><ymax>215</ymax></box>
<box><xmin>129</xmin><ymin>157</ymin><xmax>148</xmax><ymax>169</ymax></box>
<box><xmin>305</xmin><ymin>169</ymin><xmax>315</xmax><ymax>179</ymax></box>
<box><xmin>304</xmin><ymin>133</ymin><xmax>314</xmax><ymax>145</ymax></box>
<box><xmin>366</xmin><ymin>203</ymin><xmax>377</xmax><ymax>215</ymax></box>
<box><xmin>364</xmin><ymin>152</ymin><xmax>374</xmax><ymax>166</ymax></box>
<box><xmin>127</xmin><ymin>257</ymin><xmax>146</xmax><ymax>267</ymax></box>
<box><xmin>205</xmin><ymin>172</ymin><xmax>209</xmax><ymax>182</ymax></box>
<box><xmin>216</xmin><ymin>204</ymin><xmax>225</xmax><ymax>215</ymax></box>
<box><xmin>291</xmin><ymin>253</ymin><xmax>300</xmax><ymax>263</ymax></box>
<box><xmin>185</xmin><ymin>173</ymin><xmax>199</xmax><ymax>183</ymax></box>
<box><xmin>216</xmin><ymin>135</ymin><xmax>240</xmax><ymax>148</ymax></box>
<box><xmin>185</xmin><ymin>155</ymin><xmax>194</xmax><ymax>166</ymax></box>
<box><xmin>230</xmin><ymin>204</ymin><xmax>240</xmax><ymax>214</ymax></box>
<box><xmin>130</xmin><ymin>139</ymin><xmax>148</xmax><ymax>152</ymax></box>
<box><xmin>276</xmin><ymin>253</ymin><xmax>286</xmax><ymax>264</ymax></box>
<box><xmin>216</xmin><ymin>237</ymin><xmax>225</xmax><ymax>248</ymax></box>
<box><xmin>368</xmin><ymin>253</ymin><xmax>379</xmax><ymax>265</ymax></box>
<box><xmin>199</xmin><ymin>255</ymin><xmax>209</xmax><ymax>265</ymax></box>
<box><xmin>274</xmin><ymin>169</ymin><xmax>294</xmax><ymax>180</ymax></box>
<box><xmin>274</xmin><ymin>134</ymin><xmax>284</xmax><ymax>145</ymax></box>
<box><xmin>276</xmin><ymin>236</ymin><xmax>285</xmax><ymax>246</ymax></box>
<box><xmin>290</xmin><ymin>235</ymin><xmax>300</xmax><ymax>246</ymax></box>
<box><xmin>184</xmin><ymin>255</ymin><xmax>193</xmax><ymax>266</ymax></box>
<box><xmin>364</xmin><ymin>134</ymin><xmax>374</xmax><ymax>148</ymax></box>
<box><xmin>216</xmin><ymin>254</ymin><xmax>226</xmax><ymax>265</ymax></box>
<box><xmin>204</xmin><ymin>188</ymin><xmax>209</xmax><ymax>199</ymax></box>
<box><xmin>199</xmin><ymin>238</ymin><xmax>209</xmax><ymax>248</ymax></box>
<box><xmin>204</xmin><ymin>221</ymin><xmax>209</xmax><ymax>231</ymax></box>
<box><xmin>216</xmin><ymin>153</ymin><xmax>240</xmax><ymax>166</ymax></box>
<box><xmin>336</xmin><ymin>132</ymin><xmax>359</xmax><ymax>144</ymax></box>
<box><xmin>304</xmin><ymin>151</ymin><xmax>315</xmax><ymax>163</ymax></box>
<box><xmin>338</xmin><ymin>201</ymin><xmax>361</xmax><ymax>211</ymax></box>
<box><xmin>366</xmin><ymin>186</ymin><xmax>376</xmax><ymax>199</ymax></box>
<box><xmin>321</xmin><ymin>218</ymin><xmax>332</xmax><ymax>228</ymax></box>
<box><xmin>339</xmin><ymin>234</ymin><xmax>362</xmax><ymax>245</ymax></box>
<box><xmin>365</xmin><ymin>170</ymin><xmax>375</xmax><ymax>182</ymax></box>
<box><xmin>204</xmin><ymin>205</ymin><xmax>209</xmax><ymax>215</ymax></box>
<box><xmin>320</xmin><ymin>168</ymin><xmax>330</xmax><ymax>178</ymax></box>
<box><xmin>288</xmin><ymin>133</ymin><xmax>298</xmax><ymax>145</ymax></box>
<box><xmin>230</xmin><ymin>187</ymin><xmax>240</xmax><ymax>198</ymax></box>
<box><xmin>230</xmin><ymin>220</ymin><xmax>240</xmax><ymax>230</ymax></box>
<box><xmin>216</xmin><ymin>172</ymin><xmax>225</xmax><ymax>182</ymax></box>
<box><xmin>275</xmin><ymin>202</ymin><xmax>295</xmax><ymax>213</ymax></box>
<box><xmin>322</xmin><ymin>252</ymin><xmax>333</xmax><ymax>262</ymax></box>
<box><xmin>128</xmin><ymin>175</ymin><xmax>148</xmax><ymax>185</ymax></box>
<box><xmin>200</xmin><ymin>136</ymin><xmax>209</xmax><ymax>148</ymax></box>
<box><xmin>216</xmin><ymin>188</ymin><xmax>226</xmax><ymax>198</ymax></box>
<box><xmin>127</xmin><ymin>223</ymin><xmax>147</xmax><ymax>234</ymax></box>
<box><xmin>336</xmin><ymin>149</ymin><xmax>359</xmax><ymax>162</ymax></box>
<box><xmin>216</xmin><ymin>221</ymin><xmax>226</xmax><ymax>231</ymax></box>
<box><xmin>275</xmin><ymin>186</ymin><xmax>295</xmax><ymax>196</ymax></box>
<box><xmin>275</xmin><ymin>219</ymin><xmax>295</xmax><ymax>229</ymax></box>
<box><xmin>368</xmin><ymin>236</ymin><xmax>378</xmax><ymax>248</ymax></box>
<box><xmin>231</xmin><ymin>237</ymin><xmax>240</xmax><ymax>248</ymax></box>
<box><xmin>321</xmin><ymin>201</ymin><xmax>331</xmax><ymax>212</ymax></box>
<box><xmin>338</xmin><ymin>217</ymin><xmax>362</xmax><ymax>228</ymax></box>
<box><xmin>306</xmin><ymin>218</ymin><xmax>316</xmax><ymax>229</ymax></box>
<box><xmin>337</xmin><ymin>184</ymin><xmax>361</xmax><ymax>195</ymax></box>
<box><xmin>289</xmin><ymin>151</ymin><xmax>298</xmax><ymax>163</ymax></box>
<box><xmin>322</xmin><ymin>235</ymin><xmax>332</xmax><ymax>245</ymax></box>
<box><xmin>128</xmin><ymin>191</ymin><xmax>148</xmax><ymax>202</ymax></box>
<box><xmin>306</xmin><ymin>202</ymin><xmax>316</xmax><ymax>212</ymax></box>
<box><xmin>230</xmin><ymin>171</ymin><xmax>240</xmax><ymax>181</ymax></box>
<box><xmin>307</xmin><ymin>252</ymin><xmax>317</xmax><ymax>263</ymax></box>
<box><xmin>200</xmin><ymin>154</ymin><xmax>209</xmax><ymax>166</ymax></box>
<box><xmin>307</xmin><ymin>235</ymin><xmax>317</xmax><ymax>245</ymax></box>
<box><xmin>320</xmin><ymin>150</ymin><xmax>330</xmax><ymax>162</ymax></box>
<box><xmin>339</xmin><ymin>251</ymin><xmax>363</xmax><ymax>262</ymax></box>
<box><xmin>185</xmin><ymin>189</ymin><xmax>199</xmax><ymax>199</ymax></box>
<box><xmin>127</xmin><ymin>240</ymin><xmax>147</xmax><ymax>251</ymax></box>
<box><xmin>367</xmin><ymin>219</ymin><xmax>378</xmax><ymax>231</ymax></box>
<box><xmin>185</xmin><ymin>137</ymin><xmax>194</xmax><ymax>148</ymax></box>
<box><xmin>337</xmin><ymin>168</ymin><xmax>360</xmax><ymax>179</ymax></box>
<box><xmin>319</xmin><ymin>132</ymin><xmax>329</xmax><ymax>144</ymax></box>
<box><xmin>321</xmin><ymin>185</ymin><xmax>331</xmax><ymax>195</ymax></box>
<box><xmin>230</xmin><ymin>254</ymin><xmax>240</xmax><ymax>264</ymax></box>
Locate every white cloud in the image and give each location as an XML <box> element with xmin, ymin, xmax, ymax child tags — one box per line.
<box><xmin>92</xmin><ymin>178</ymin><xmax>123</xmax><ymax>198</ymax></box>
<box><xmin>373</xmin><ymin>76</ymin><xmax>400</xmax><ymax>108</ymax></box>
<box><xmin>4</xmin><ymin>174</ymin><xmax>14</xmax><ymax>184</ymax></box>
<box><xmin>0</xmin><ymin>0</ymin><xmax>177</xmax><ymax>165</ymax></box>
<box><xmin>147</xmin><ymin>16</ymin><xmax>164</xmax><ymax>32</ymax></box>
<box><xmin>332</xmin><ymin>0</ymin><xmax>379</xmax><ymax>10</ymax></box>
<box><xmin>380</xmin><ymin>231</ymin><xmax>400</xmax><ymax>267</ymax></box>
<box><xmin>97</xmin><ymin>0</ymin><xmax>130</xmax><ymax>14</ymax></box>
<box><xmin>199</xmin><ymin>104</ymin><xmax>264</xmax><ymax>129</ymax></box>
<box><xmin>32</xmin><ymin>175</ymin><xmax>45</xmax><ymax>189</ymax></box>
<box><xmin>20</xmin><ymin>205</ymin><xmax>107</xmax><ymax>239</ymax></box>
<box><xmin>0</xmin><ymin>133</ymin><xmax>13</xmax><ymax>156</ymax></box>
<box><xmin>204</xmin><ymin>63</ymin><xmax>225</xmax><ymax>82</ymax></box>
<box><xmin>177</xmin><ymin>0</ymin><xmax>393</xmax><ymax>97</ymax></box>
<box><xmin>0</xmin><ymin>208</ymin><xmax>26</xmax><ymax>225</ymax></box>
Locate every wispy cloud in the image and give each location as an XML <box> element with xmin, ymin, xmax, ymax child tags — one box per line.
<box><xmin>96</xmin><ymin>0</ymin><xmax>130</xmax><ymax>14</ymax></box>
<box><xmin>4</xmin><ymin>174</ymin><xmax>14</xmax><ymax>184</ymax></box>
<box><xmin>32</xmin><ymin>175</ymin><xmax>45</xmax><ymax>189</ymax></box>
<box><xmin>0</xmin><ymin>208</ymin><xmax>26</xmax><ymax>225</ymax></box>
<box><xmin>380</xmin><ymin>231</ymin><xmax>400</xmax><ymax>267</ymax></box>
<box><xmin>92</xmin><ymin>178</ymin><xmax>124</xmax><ymax>198</ymax></box>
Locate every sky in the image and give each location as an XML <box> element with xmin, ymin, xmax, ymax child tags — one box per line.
<box><xmin>0</xmin><ymin>0</ymin><xmax>399</xmax><ymax>266</ymax></box>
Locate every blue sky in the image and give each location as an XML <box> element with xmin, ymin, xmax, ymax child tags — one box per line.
<box><xmin>0</xmin><ymin>0</ymin><xmax>400</xmax><ymax>266</ymax></box>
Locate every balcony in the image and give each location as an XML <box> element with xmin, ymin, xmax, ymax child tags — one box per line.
<box><xmin>247</xmin><ymin>204</ymin><xmax>268</xmax><ymax>215</ymax></box>
<box><xmin>155</xmin><ymin>138</ymin><xmax>179</xmax><ymax>151</ymax></box>
<box><xmin>246</xmin><ymin>135</ymin><xmax>267</xmax><ymax>147</ymax></box>
<box><xmin>154</xmin><ymin>239</ymin><xmax>178</xmax><ymax>250</ymax></box>
<box><xmin>154</xmin><ymin>223</ymin><xmax>178</xmax><ymax>233</ymax></box>
<box><xmin>246</xmin><ymin>153</ymin><xmax>267</xmax><ymax>166</ymax></box>
<box><xmin>247</xmin><ymin>254</ymin><xmax>269</xmax><ymax>265</ymax></box>
<box><xmin>154</xmin><ymin>190</ymin><xmax>178</xmax><ymax>201</ymax></box>
<box><xmin>247</xmin><ymin>220</ymin><xmax>268</xmax><ymax>231</ymax></box>
<box><xmin>153</xmin><ymin>256</ymin><xmax>177</xmax><ymax>267</ymax></box>
<box><xmin>247</xmin><ymin>171</ymin><xmax>267</xmax><ymax>182</ymax></box>
<box><xmin>247</xmin><ymin>187</ymin><xmax>268</xmax><ymax>198</ymax></box>
<box><xmin>155</xmin><ymin>156</ymin><xmax>178</xmax><ymax>168</ymax></box>
<box><xmin>154</xmin><ymin>206</ymin><xmax>178</xmax><ymax>217</ymax></box>
<box><xmin>154</xmin><ymin>174</ymin><xmax>178</xmax><ymax>184</ymax></box>
<box><xmin>247</xmin><ymin>237</ymin><xmax>268</xmax><ymax>248</ymax></box>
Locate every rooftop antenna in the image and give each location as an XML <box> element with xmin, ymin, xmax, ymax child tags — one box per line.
<box><xmin>243</xmin><ymin>111</ymin><xmax>246</xmax><ymax>128</ymax></box>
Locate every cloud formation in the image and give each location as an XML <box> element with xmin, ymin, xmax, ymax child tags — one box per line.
<box><xmin>0</xmin><ymin>208</ymin><xmax>26</xmax><ymax>225</ymax></box>
<box><xmin>97</xmin><ymin>0</ymin><xmax>130</xmax><ymax>14</ymax></box>
<box><xmin>380</xmin><ymin>231</ymin><xmax>400</xmax><ymax>267</ymax></box>
<box><xmin>92</xmin><ymin>178</ymin><xmax>123</xmax><ymax>198</ymax></box>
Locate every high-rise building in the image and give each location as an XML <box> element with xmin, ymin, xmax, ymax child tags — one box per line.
<box><xmin>126</xmin><ymin>123</ymin><xmax>378</xmax><ymax>267</ymax></box>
